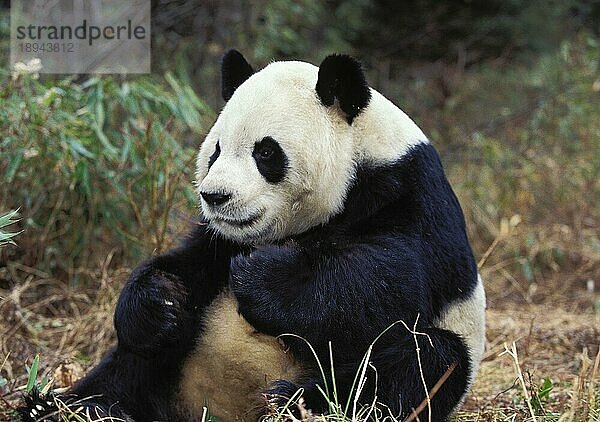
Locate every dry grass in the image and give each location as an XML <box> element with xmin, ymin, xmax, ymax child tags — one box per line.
<box><xmin>0</xmin><ymin>254</ymin><xmax>124</xmax><ymax>420</ymax></box>
<box><xmin>459</xmin><ymin>307</ymin><xmax>599</xmax><ymax>421</ymax></box>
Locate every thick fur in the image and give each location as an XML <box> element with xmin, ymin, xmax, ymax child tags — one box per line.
<box><xmin>19</xmin><ymin>52</ymin><xmax>485</xmax><ymax>421</ymax></box>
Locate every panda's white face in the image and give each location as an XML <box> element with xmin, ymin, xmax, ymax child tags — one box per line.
<box><xmin>196</xmin><ymin>62</ymin><xmax>355</xmax><ymax>244</ymax></box>
<box><xmin>196</xmin><ymin>55</ymin><xmax>427</xmax><ymax>244</ymax></box>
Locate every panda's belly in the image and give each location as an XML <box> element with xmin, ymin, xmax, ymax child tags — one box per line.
<box><xmin>178</xmin><ymin>291</ymin><xmax>302</xmax><ymax>421</ymax></box>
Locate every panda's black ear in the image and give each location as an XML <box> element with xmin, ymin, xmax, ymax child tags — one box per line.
<box><xmin>221</xmin><ymin>49</ymin><xmax>255</xmax><ymax>102</ymax></box>
<box><xmin>315</xmin><ymin>54</ymin><xmax>371</xmax><ymax>124</ymax></box>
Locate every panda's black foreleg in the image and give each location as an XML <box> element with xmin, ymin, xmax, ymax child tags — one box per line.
<box><xmin>114</xmin><ymin>223</ymin><xmax>241</xmax><ymax>358</ymax></box>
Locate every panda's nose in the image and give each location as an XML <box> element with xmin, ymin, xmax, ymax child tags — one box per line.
<box><xmin>200</xmin><ymin>191</ymin><xmax>231</xmax><ymax>206</ymax></box>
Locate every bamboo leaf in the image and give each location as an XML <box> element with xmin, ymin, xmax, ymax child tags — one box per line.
<box><xmin>26</xmin><ymin>355</ymin><xmax>40</xmax><ymax>393</ymax></box>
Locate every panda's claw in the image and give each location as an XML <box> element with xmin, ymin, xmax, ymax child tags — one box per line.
<box><xmin>262</xmin><ymin>380</ymin><xmax>306</xmax><ymax>419</ymax></box>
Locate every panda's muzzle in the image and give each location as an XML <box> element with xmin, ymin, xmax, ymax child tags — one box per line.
<box><xmin>200</xmin><ymin>191</ymin><xmax>231</xmax><ymax>206</ymax></box>
<box><xmin>200</xmin><ymin>190</ymin><xmax>263</xmax><ymax>228</ymax></box>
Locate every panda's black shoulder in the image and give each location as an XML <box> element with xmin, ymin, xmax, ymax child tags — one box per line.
<box><xmin>320</xmin><ymin>141</ymin><xmax>478</xmax><ymax>309</ymax></box>
<box><xmin>336</xmin><ymin>142</ymin><xmax>463</xmax><ymax>227</ymax></box>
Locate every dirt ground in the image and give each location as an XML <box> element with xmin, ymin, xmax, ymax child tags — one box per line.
<box><xmin>460</xmin><ymin>307</ymin><xmax>599</xmax><ymax>420</ymax></box>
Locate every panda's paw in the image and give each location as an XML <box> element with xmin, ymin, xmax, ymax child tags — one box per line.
<box><xmin>263</xmin><ymin>380</ymin><xmax>313</xmax><ymax>420</ymax></box>
<box><xmin>18</xmin><ymin>388</ymin><xmax>60</xmax><ymax>421</ymax></box>
<box><xmin>115</xmin><ymin>268</ymin><xmax>188</xmax><ymax>355</ymax></box>
<box><xmin>229</xmin><ymin>244</ymin><xmax>297</xmax><ymax>298</ymax></box>
<box><xmin>18</xmin><ymin>388</ymin><xmax>132</xmax><ymax>422</ymax></box>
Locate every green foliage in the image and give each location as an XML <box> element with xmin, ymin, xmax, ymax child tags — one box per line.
<box><xmin>0</xmin><ymin>71</ymin><xmax>212</xmax><ymax>276</ymax></box>
<box><xmin>0</xmin><ymin>210</ymin><xmax>21</xmax><ymax>247</ymax></box>
<box><xmin>25</xmin><ymin>355</ymin><xmax>48</xmax><ymax>394</ymax></box>
<box><xmin>25</xmin><ymin>355</ymin><xmax>39</xmax><ymax>393</ymax></box>
<box><xmin>252</xmin><ymin>0</ymin><xmax>359</xmax><ymax>62</ymax></box>
<box><xmin>530</xmin><ymin>377</ymin><xmax>554</xmax><ymax>413</ymax></box>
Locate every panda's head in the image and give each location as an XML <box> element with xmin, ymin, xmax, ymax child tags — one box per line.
<box><xmin>196</xmin><ymin>50</ymin><xmax>425</xmax><ymax>244</ymax></box>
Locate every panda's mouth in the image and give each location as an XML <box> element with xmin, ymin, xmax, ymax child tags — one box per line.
<box><xmin>213</xmin><ymin>211</ymin><xmax>262</xmax><ymax>227</ymax></box>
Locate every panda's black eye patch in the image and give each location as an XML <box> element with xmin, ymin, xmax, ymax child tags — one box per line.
<box><xmin>253</xmin><ymin>137</ymin><xmax>287</xmax><ymax>183</ymax></box>
<box><xmin>208</xmin><ymin>141</ymin><xmax>221</xmax><ymax>169</ymax></box>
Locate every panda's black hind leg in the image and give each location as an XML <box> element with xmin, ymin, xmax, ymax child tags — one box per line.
<box><xmin>266</xmin><ymin>327</ymin><xmax>470</xmax><ymax>421</ymax></box>
<box><xmin>370</xmin><ymin>326</ymin><xmax>471</xmax><ymax>421</ymax></box>
<box><xmin>18</xmin><ymin>388</ymin><xmax>59</xmax><ymax>422</ymax></box>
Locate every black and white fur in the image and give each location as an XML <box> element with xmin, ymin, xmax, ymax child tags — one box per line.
<box><xmin>19</xmin><ymin>50</ymin><xmax>485</xmax><ymax>421</ymax></box>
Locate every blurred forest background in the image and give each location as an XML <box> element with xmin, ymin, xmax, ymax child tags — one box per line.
<box><xmin>0</xmin><ymin>0</ymin><xmax>599</xmax><ymax>420</ymax></box>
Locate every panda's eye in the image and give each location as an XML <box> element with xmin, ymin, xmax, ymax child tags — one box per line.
<box><xmin>257</xmin><ymin>145</ymin><xmax>274</xmax><ymax>160</ymax></box>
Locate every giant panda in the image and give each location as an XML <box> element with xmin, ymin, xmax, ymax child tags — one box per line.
<box><xmin>20</xmin><ymin>50</ymin><xmax>486</xmax><ymax>422</ymax></box>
